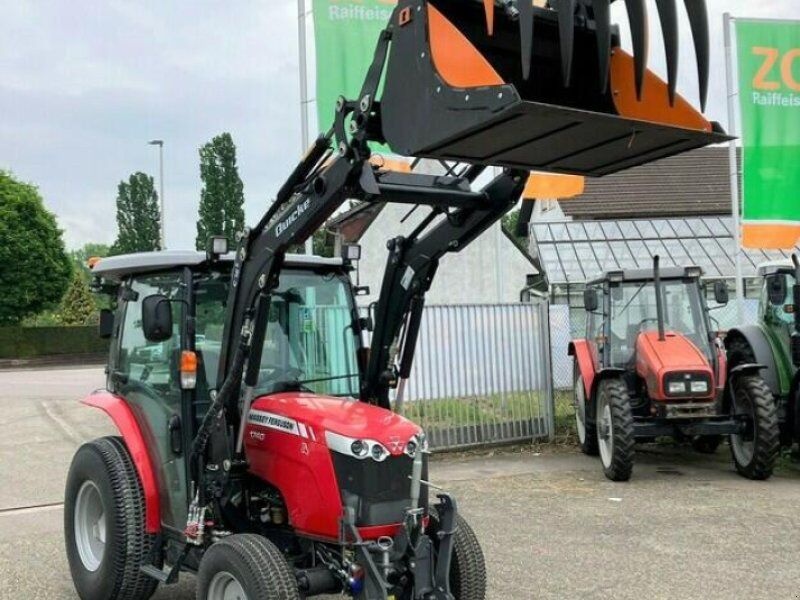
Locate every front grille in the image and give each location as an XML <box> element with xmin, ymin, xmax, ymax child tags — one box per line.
<box><xmin>331</xmin><ymin>452</ymin><xmax>427</xmax><ymax>526</ymax></box>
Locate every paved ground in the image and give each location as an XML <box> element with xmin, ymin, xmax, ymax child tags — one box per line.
<box><xmin>1</xmin><ymin>367</ymin><xmax>800</xmax><ymax>599</ymax></box>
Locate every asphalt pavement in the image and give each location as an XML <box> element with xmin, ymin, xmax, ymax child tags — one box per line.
<box><xmin>1</xmin><ymin>367</ymin><xmax>799</xmax><ymax>600</ymax></box>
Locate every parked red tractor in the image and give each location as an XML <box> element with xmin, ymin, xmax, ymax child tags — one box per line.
<box><xmin>64</xmin><ymin>1</ymin><xmax>724</xmax><ymax>598</ymax></box>
<box><xmin>570</xmin><ymin>258</ymin><xmax>779</xmax><ymax>481</ymax></box>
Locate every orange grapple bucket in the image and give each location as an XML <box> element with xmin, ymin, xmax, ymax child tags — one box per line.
<box><xmin>379</xmin><ymin>0</ymin><xmax>730</xmax><ymax>177</ymax></box>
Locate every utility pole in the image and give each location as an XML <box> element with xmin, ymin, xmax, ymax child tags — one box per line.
<box><xmin>298</xmin><ymin>0</ymin><xmax>314</xmax><ymax>255</ymax></box>
<box><xmin>148</xmin><ymin>139</ymin><xmax>165</xmax><ymax>249</ymax></box>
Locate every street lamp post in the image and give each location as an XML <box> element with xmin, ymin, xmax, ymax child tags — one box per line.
<box><xmin>148</xmin><ymin>139</ymin><xmax>165</xmax><ymax>249</ymax></box>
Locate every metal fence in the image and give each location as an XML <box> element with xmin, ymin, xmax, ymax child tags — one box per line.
<box><xmin>374</xmin><ymin>301</ymin><xmax>554</xmax><ymax>450</ymax></box>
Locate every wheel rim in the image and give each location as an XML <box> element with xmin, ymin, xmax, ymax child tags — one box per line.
<box><xmin>74</xmin><ymin>480</ymin><xmax>106</xmax><ymax>572</ymax></box>
<box><xmin>731</xmin><ymin>386</ymin><xmax>755</xmax><ymax>466</ymax></box>
<box><xmin>574</xmin><ymin>381</ymin><xmax>587</xmax><ymax>444</ymax></box>
<box><xmin>597</xmin><ymin>394</ymin><xmax>614</xmax><ymax>468</ymax></box>
<box><xmin>208</xmin><ymin>571</ymin><xmax>247</xmax><ymax>600</ymax></box>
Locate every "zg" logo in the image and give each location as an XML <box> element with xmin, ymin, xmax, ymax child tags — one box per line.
<box><xmin>752</xmin><ymin>47</ymin><xmax>800</xmax><ymax>91</ymax></box>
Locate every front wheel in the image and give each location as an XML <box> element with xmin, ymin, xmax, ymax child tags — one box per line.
<box><xmin>730</xmin><ymin>375</ymin><xmax>779</xmax><ymax>480</ymax></box>
<box><xmin>596</xmin><ymin>378</ymin><xmax>635</xmax><ymax>482</ymax></box>
<box><xmin>64</xmin><ymin>437</ymin><xmax>160</xmax><ymax>600</ymax></box>
<box><xmin>196</xmin><ymin>534</ymin><xmax>299</xmax><ymax>600</ymax></box>
<box><xmin>573</xmin><ymin>363</ymin><xmax>598</xmax><ymax>456</ymax></box>
<box><xmin>428</xmin><ymin>511</ymin><xmax>487</xmax><ymax>600</ymax></box>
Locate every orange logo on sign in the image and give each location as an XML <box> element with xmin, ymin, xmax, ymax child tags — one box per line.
<box><xmin>753</xmin><ymin>47</ymin><xmax>800</xmax><ymax>92</ymax></box>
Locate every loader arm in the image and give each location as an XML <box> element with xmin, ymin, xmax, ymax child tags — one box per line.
<box><xmin>197</xmin><ymin>0</ymin><xmax>726</xmax><ymax>479</ymax></box>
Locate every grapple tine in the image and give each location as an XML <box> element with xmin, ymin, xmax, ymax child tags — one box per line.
<box><xmin>655</xmin><ymin>0</ymin><xmax>679</xmax><ymax>105</ymax></box>
<box><xmin>684</xmin><ymin>0</ymin><xmax>710</xmax><ymax>111</ymax></box>
<box><xmin>593</xmin><ymin>0</ymin><xmax>612</xmax><ymax>93</ymax></box>
<box><xmin>519</xmin><ymin>0</ymin><xmax>534</xmax><ymax>80</ymax></box>
<box><xmin>483</xmin><ymin>0</ymin><xmax>495</xmax><ymax>35</ymax></box>
<box><xmin>624</xmin><ymin>0</ymin><xmax>648</xmax><ymax>100</ymax></box>
<box><xmin>557</xmin><ymin>0</ymin><xmax>577</xmax><ymax>86</ymax></box>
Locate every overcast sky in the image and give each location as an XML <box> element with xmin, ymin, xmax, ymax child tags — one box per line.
<box><xmin>2</xmin><ymin>1</ymin><xmax>799</xmax><ymax>250</ymax></box>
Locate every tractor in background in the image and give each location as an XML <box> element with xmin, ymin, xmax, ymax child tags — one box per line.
<box><xmin>570</xmin><ymin>257</ymin><xmax>779</xmax><ymax>481</ymax></box>
<box><xmin>725</xmin><ymin>255</ymin><xmax>800</xmax><ymax>454</ymax></box>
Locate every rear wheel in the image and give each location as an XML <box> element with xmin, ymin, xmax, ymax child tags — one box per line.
<box><xmin>428</xmin><ymin>511</ymin><xmax>486</xmax><ymax>600</ymax></box>
<box><xmin>65</xmin><ymin>436</ymin><xmax>160</xmax><ymax>600</ymax></box>
<box><xmin>691</xmin><ymin>435</ymin><xmax>722</xmax><ymax>454</ymax></box>
<box><xmin>730</xmin><ymin>375</ymin><xmax>779</xmax><ymax>480</ymax></box>
<box><xmin>596</xmin><ymin>378</ymin><xmax>634</xmax><ymax>482</ymax></box>
<box><xmin>573</xmin><ymin>363</ymin><xmax>598</xmax><ymax>456</ymax></box>
<box><xmin>196</xmin><ymin>534</ymin><xmax>299</xmax><ymax>600</ymax></box>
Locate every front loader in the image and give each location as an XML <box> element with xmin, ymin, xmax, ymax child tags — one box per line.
<box><xmin>64</xmin><ymin>2</ymin><xmax>725</xmax><ymax>599</ymax></box>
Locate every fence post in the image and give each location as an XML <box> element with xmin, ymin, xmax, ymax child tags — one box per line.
<box><xmin>540</xmin><ymin>299</ymin><xmax>556</xmax><ymax>441</ymax></box>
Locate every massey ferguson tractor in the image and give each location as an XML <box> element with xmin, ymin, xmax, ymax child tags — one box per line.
<box><xmin>724</xmin><ymin>255</ymin><xmax>800</xmax><ymax>453</ymax></box>
<box><xmin>64</xmin><ymin>1</ymin><xmax>725</xmax><ymax>599</ymax></box>
<box><xmin>570</xmin><ymin>258</ymin><xmax>779</xmax><ymax>482</ymax></box>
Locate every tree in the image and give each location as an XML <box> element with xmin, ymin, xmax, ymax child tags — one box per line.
<box><xmin>111</xmin><ymin>172</ymin><xmax>161</xmax><ymax>255</ymax></box>
<box><xmin>59</xmin><ymin>271</ymin><xmax>97</xmax><ymax>325</ymax></box>
<box><xmin>196</xmin><ymin>132</ymin><xmax>245</xmax><ymax>250</ymax></box>
<box><xmin>0</xmin><ymin>171</ymin><xmax>72</xmax><ymax>325</ymax></box>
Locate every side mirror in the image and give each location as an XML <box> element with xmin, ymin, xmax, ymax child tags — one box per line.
<box><xmin>98</xmin><ymin>309</ymin><xmax>114</xmax><ymax>339</ymax></box>
<box><xmin>142</xmin><ymin>295</ymin><xmax>173</xmax><ymax>342</ymax></box>
<box><xmin>583</xmin><ymin>288</ymin><xmax>599</xmax><ymax>313</ymax></box>
<box><xmin>767</xmin><ymin>274</ymin><xmax>787</xmax><ymax>306</ymax></box>
<box><xmin>713</xmin><ymin>281</ymin><xmax>729</xmax><ymax>305</ymax></box>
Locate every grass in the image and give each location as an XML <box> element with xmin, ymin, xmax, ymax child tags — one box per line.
<box><xmin>402</xmin><ymin>392</ymin><xmax>547</xmax><ymax>430</ymax></box>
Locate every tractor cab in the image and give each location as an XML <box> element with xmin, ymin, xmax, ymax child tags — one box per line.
<box><xmin>572</xmin><ymin>257</ymin><xmax>779</xmax><ymax>482</ymax></box>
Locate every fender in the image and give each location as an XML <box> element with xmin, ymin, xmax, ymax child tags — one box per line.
<box><xmin>568</xmin><ymin>341</ymin><xmax>625</xmax><ymax>419</ymax></box>
<box><xmin>82</xmin><ymin>390</ymin><xmax>161</xmax><ymax>533</ymax></box>
<box><xmin>725</xmin><ymin>326</ymin><xmax>781</xmax><ymax>396</ymax></box>
<box><xmin>568</xmin><ymin>340</ymin><xmax>595</xmax><ymax>397</ymax></box>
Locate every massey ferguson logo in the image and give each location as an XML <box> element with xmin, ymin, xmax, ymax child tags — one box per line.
<box><xmin>250</xmin><ymin>430</ymin><xmax>265</xmax><ymax>442</ymax></box>
<box><xmin>275</xmin><ymin>198</ymin><xmax>311</xmax><ymax>237</ymax></box>
<box><xmin>388</xmin><ymin>436</ymin><xmax>403</xmax><ymax>453</ymax></box>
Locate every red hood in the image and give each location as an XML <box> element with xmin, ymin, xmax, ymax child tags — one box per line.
<box><xmin>249</xmin><ymin>392</ymin><xmax>421</xmax><ymax>456</ymax></box>
<box><xmin>635</xmin><ymin>330</ymin><xmax>714</xmax><ymax>400</ymax></box>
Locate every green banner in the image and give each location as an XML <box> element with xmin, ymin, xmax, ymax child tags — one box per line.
<box><xmin>736</xmin><ymin>19</ymin><xmax>800</xmax><ymax>248</ymax></box>
<box><xmin>312</xmin><ymin>0</ymin><xmax>395</xmax><ymax>134</ymax></box>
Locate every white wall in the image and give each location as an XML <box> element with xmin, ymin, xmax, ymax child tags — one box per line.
<box><xmin>353</xmin><ymin>202</ymin><xmax>536</xmax><ymax>306</ymax></box>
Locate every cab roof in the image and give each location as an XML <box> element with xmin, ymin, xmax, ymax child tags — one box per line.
<box><xmin>588</xmin><ymin>265</ymin><xmax>703</xmax><ymax>285</ymax></box>
<box><xmin>757</xmin><ymin>259</ymin><xmax>795</xmax><ymax>277</ymax></box>
<box><xmin>91</xmin><ymin>250</ymin><xmax>344</xmax><ymax>282</ymax></box>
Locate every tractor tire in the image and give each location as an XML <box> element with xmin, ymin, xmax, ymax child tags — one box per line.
<box><xmin>428</xmin><ymin>510</ymin><xmax>487</xmax><ymax>600</ymax></box>
<box><xmin>691</xmin><ymin>435</ymin><xmax>722</xmax><ymax>454</ymax></box>
<box><xmin>196</xmin><ymin>534</ymin><xmax>299</xmax><ymax>600</ymax></box>
<box><xmin>595</xmin><ymin>378</ymin><xmax>635</xmax><ymax>482</ymax></box>
<box><xmin>730</xmin><ymin>375</ymin><xmax>779</xmax><ymax>480</ymax></box>
<box><xmin>573</xmin><ymin>362</ymin><xmax>599</xmax><ymax>456</ymax></box>
<box><xmin>65</xmin><ymin>436</ymin><xmax>161</xmax><ymax>600</ymax></box>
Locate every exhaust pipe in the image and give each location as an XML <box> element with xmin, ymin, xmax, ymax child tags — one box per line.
<box><xmin>791</xmin><ymin>254</ymin><xmax>800</xmax><ymax>366</ymax></box>
<box><xmin>653</xmin><ymin>255</ymin><xmax>666</xmax><ymax>341</ymax></box>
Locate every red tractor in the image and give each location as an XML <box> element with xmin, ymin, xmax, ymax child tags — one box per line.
<box><xmin>64</xmin><ymin>1</ymin><xmax>724</xmax><ymax>598</ymax></box>
<box><xmin>570</xmin><ymin>258</ymin><xmax>780</xmax><ymax>482</ymax></box>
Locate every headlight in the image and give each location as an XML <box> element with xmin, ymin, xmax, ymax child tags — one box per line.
<box><xmin>668</xmin><ymin>381</ymin><xmax>687</xmax><ymax>394</ymax></box>
<box><xmin>326</xmin><ymin>431</ymin><xmax>390</xmax><ymax>462</ymax></box>
<box><xmin>405</xmin><ymin>432</ymin><xmax>428</xmax><ymax>458</ymax></box>
<box><xmin>350</xmin><ymin>440</ymin><xmax>368</xmax><ymax>457</ymax></box>
<box><xmin>690</xmin><ymin>380</ymin><xmax>709</xmax><ymax>393</ymax></box>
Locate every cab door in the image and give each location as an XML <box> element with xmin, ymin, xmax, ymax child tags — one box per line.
<box><xmin>110</xmin><ymin>269</ymin><xmax>189</xmax><ymax>531</ymax></box>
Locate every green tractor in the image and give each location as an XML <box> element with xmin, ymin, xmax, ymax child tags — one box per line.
<box><xmin>725</xmin><ymin>255</ymin><xmax>800</xmax><ymax>452</ymax></box>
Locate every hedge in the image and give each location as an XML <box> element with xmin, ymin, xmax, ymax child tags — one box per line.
<box><xmin>0</xmin><ymin>326</ymin><xmax>109</xmax><ymax>359</ymax></box>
